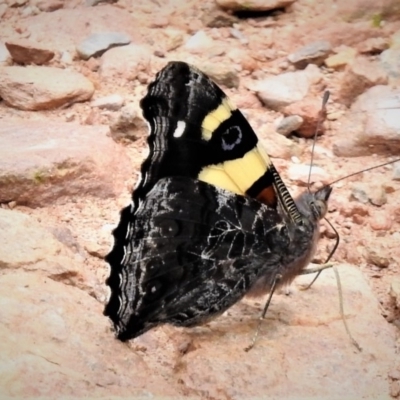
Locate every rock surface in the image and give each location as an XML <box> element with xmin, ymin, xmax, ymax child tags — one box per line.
<box><xmin>0</xmin><ymin>66</ymin><xmax>94</xmax><ymax>110</ymax></box>
<box><xmin>99</xmin><ymin>44</ymin><xmax>151</xmax><ymax>80</ymax></box>
<box><xmin>251</xmin><ymin>65</ymin><xmax>323</xmax><ymax>111</ymax></box>
<box><xmin>333</xmin><ymin>85</ymin><xmax>400</xmax><ymax>157</ymax></box>
<box><xmin>76</xmin><ymin>32</ymin><xmax>131</xmax><ymax>60</ymax></box>
<box><xmin>0</xmin><ymin>121</ymin><xmax>131</xmax><ymax>206</ymax></box>
<box><xmin>0</xmin><ymin>264</ymin><xmax>396</xmax><ymax>398</ymax></box>
<box><xmin>5</xmin><ymin>38</ymin><xmax>55</xmax><ymax>64</ymax></box>
<box><xmin>288</xmin><ymin>40</ymin><xmax>332</xmax><ymax>69</ymax></box>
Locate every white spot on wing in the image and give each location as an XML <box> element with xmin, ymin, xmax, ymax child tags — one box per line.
<box><xmin>173</xmin><ymin>121</ymin><xmax>186</xmax><ymax>138</ymax></box>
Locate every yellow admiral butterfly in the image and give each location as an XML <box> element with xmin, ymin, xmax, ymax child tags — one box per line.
<box><xmin>104</xmin><ymin>61</ymin><xmax>331</xmax><ymax>341</ymax></box>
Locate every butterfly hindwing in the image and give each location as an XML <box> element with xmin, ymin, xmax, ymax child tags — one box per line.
<box><xmin>106</xmin><ymin>177</ymin><xmax>288</xmax><ymax>341</ymax></box>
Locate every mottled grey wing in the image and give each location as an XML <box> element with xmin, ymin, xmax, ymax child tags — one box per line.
<box><xmin>104</xmin><ymin>177</ymin><xmax>286</xmax><ymax>341</ymax></box>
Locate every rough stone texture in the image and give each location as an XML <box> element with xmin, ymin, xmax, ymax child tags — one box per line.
<box><xmin>5</xmin><ymin>38</ymin><xmax>55</xmax><ymax>64</ymax></box>
<box><xmin>380</xmin><ymin>47</ymin><xmax>400</xmax><ymax>85</ymax></box>
<box><xmin>99</xmin><ymin>44</ymin><xmax>151</xmax><ymax>80</ymax></box>
<box><xmin>184</xmin><ymin>30</ymin><xmax>215</xmax><ymax>53</ymax></box>
<box><xmin>333</xmin><ymin>85</ymin><xmax>400</xmax><ymax>157</ymax></box>
<box><xmin>324</xmin><ymin>46</ymin><xmax>357</xmax><ymax>69</ymax></box>
<box><xmin>0</xmin><ymin>265</ymin><xmax>396</xmax><ymax>398</ymax></box>
<box><xmin>35</xmin><ymin>0</ymin><xmax>65</xmax><ymax>12</ymax></box>
<box><xmin>0</xmin><ymin>208</ymin><xmax>84</xmax><ymax>283</ymax></box>
<box><xmin>0</xmin><ymin>121</ymin><xmax>132</xmax><ymax>206</ymax></box>
<box><xmin>358</xmin><ymin>36</ymin><xmax>389</xmax><ymax>54</ymax></box>
<box><xmin>276</xmin><ymin>115</ymin><xmax>304</xmax><ymax>137</ymax></box>
<box><xmin>251</xmin><ymin>64</ymin><xmax>323</xmax><ymax>111</ymax></box>
<box><xmin>197</xmin><ymin>61</ymin><xmax>240</xmax><ymax>89</ymax></box>
<box><xmin>216</xmin><ymin>0</ymin><xmax>295</xmax><ymax>11</ymax></box>
<box><xmin>338</xmin><ymin>57</ymin><xmax>388</xmax><ymax>106</ymax></box>
<box><xmin>390</xmin><ymin>278</ymin><xmax>400</xmax><ymax>308</ymax></box>
<box><xmin>0</xmin><ymin>271</ymin><xmax>176</xmax><ymax>398</ymax></box>
<box><xmin>0</xmin><ymin>41</ymin><xmax>12</xmax><ymax>65</ymax></box>
<box><xmin>288</xmin><ymin>40</ymin><xmax>332</xmax><ymax>69</ymax></box>
<box><xmin>76</xmin><ymin>32</ymin><xmax>131</xmax><ymax>60</ymax></box>
<box><xmin>1</xmin><ymin>5</ymin><xmax>140</xmax><ymax>55</ymax></box>
<box><xmin>0</xmin><ymin>66</ymin><xmax>94</xmax><ymax>110</ymax></box>
<box><xmin>91</xmin><ymin>93</ymin><xmax>125</xmax><ymax>110</ymax></box>
<box><xmin>284</xmin><ymin>97</ymin><xmax>327</xmax><ymax>138</ymax></box>
<box><xmin>136</xmin><ymin>265</ymin><xmax>395</xmax><ymax>398</ymax></box>
<box><xmin>109</xmin><ymin>103</ymin><xmax>147</xmax><ymax>142</ymax></box>
<box><xmin>336</xmin><ymin>0</ymin><xmax>400</xmax><ymax>22</ymax></box>
<box><xmin>287</xmin><ymin>164</ymin><xmax>329</xmax><ymax>186</ymax></box>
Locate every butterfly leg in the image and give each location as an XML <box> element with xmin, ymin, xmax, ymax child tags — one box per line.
<box><xmin>299</xmin><ymin>262</ymin><xmax>335</xmax><ymax>291</ymax></box>
<box><xmin>245</xmin><ymin>273</ymin><xmax>282</xmax><ymax>352</ymax></box>
<box><xmin>301</xmin><ymin>263</ymin><xmax>362</xmax><ymax>351</ymax></box>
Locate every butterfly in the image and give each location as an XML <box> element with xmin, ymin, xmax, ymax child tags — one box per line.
<box><xmin>104</xmin><ymin>61</ymin><xmax>332</xmax><ymax>341</ymax></box>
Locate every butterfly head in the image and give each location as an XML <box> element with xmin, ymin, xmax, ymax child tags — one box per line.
<box><xmin>295</xmin><ymin>185</ymin><xmax>332</xmax><ymax>223</ymax></box>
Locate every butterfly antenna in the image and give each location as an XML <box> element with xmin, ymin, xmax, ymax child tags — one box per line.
<box><xmin>307</xmin><ymin>91</ymin><xmax>330</xmax><ymax>192</ymax></box>
<box><xmin>327</xmin><ymin>158</ymin><xmax>400</xmax><ymax>187</ymax></box>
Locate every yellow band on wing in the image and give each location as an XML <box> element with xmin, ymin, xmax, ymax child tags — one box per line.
<box><xmin>201</xmin><ymin>97</ymin><xmax>237</xmax><ymax>140</ymax></box>
<box><xmin>198</xmin><ymin>143</ymin><xmax>272</xmax><ymax>195</ymax></box>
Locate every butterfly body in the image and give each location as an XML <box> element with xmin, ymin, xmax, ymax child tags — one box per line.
<box><xmin>104</xmin><ymin>62</ymin><xmax>331</xmax><ymax>341</ymax></box>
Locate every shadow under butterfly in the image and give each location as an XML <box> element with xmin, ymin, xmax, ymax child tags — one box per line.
<box><xmin>104</xmin><ymin>61</ymin><xmax>333</xmax><ymax>343</ymax></box>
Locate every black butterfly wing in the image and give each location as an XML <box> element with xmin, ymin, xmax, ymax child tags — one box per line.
<box><xmin>104</xmin><ymin>62</ymin><xmax>313</xmax><ymax>341</ymax></box>
<box><xmin>139</xmin><ymin>61</ymin><xmax>278</xmax><ymax>206</ymax></box>
<box><xmin>105</xmin><ymin>177</ymin><xmax>288</xmax><ymax>341</ymax></box>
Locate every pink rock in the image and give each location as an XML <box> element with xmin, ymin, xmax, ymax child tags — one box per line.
<box><xmin>0</xmin><ymin>66</ymin><xmax>94</xmax><ymax>110</ymax></box>
<box><xmin>5</xmin><ymin>39</ymin><xmax>55</xmax><ymax>65</ymax></box>
<box><xmin>0</xmin><ymin>121</ymin><xmax>131</xmax><ymax>206</ymax></box>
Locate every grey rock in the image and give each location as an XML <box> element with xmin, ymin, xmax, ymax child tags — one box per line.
<box><xmin>91</xmin><ymin>94</ymin><xmax>124</xmax><ymax>111</ymax></box>
<box><xmin>350</xmin><ymin>183</ymin><xmax>369</xmax><ymax>204</ymax></box>
<box><xmin>76</xmin><ymin>32</ymin><xmax>131</xmax><ymax>60</ymax></box>
<box><xmin>250</xmin><ymin>64</ymin><xmax>323</xmax><ymax>111</ymax></box>
<box><xmin>288</xmin><ymin>40</ymin><xmax>332</xmax><ymax>69</ymax></box>
<box><xmin>276</xmin><ymin>115</ymin><xmax>304</xmax><ymax>136</ymax></box>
